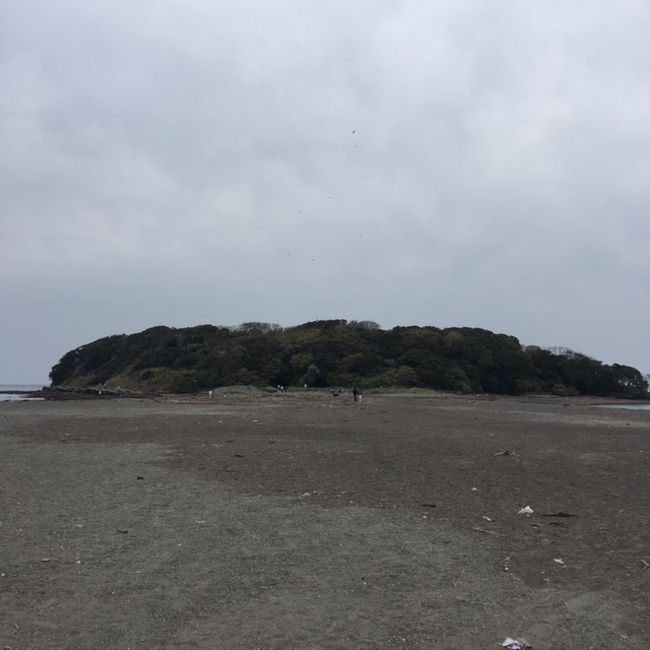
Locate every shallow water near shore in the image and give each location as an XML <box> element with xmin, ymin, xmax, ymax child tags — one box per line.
<box><xmin>593</xmin><ymin>403</ymin><xmax>650</xmax><ymax>411</ymax></box>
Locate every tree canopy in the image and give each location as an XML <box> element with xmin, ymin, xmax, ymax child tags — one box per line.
<box><xmin>49</xmin><ymin>321</ymin><xmax>649</xmax><ymax>398</ymax></box>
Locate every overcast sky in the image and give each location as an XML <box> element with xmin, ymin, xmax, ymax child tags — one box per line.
<box><xmin>2</xmin><ymin>0</ymin><xmax>649</xmax><ymax>384</ymax></box>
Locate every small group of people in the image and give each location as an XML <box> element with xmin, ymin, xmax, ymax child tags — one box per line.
<box><xmin>332</xmin><ymin>387</ymin><xmax>363</xmax><ymax>402</ymax></box>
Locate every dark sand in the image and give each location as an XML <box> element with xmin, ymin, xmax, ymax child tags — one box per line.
<box><xmin>1</xmin><ymin>392</ymin><xmax>648</xmax><ymax>649</ymax></box>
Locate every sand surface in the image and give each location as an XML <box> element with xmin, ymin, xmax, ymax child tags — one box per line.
<box><xmin>1</xmin><ymin>392</ymin><xmax>649</xmax><ymax>649</ymax></box>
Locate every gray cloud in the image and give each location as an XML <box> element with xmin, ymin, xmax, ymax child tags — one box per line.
<box><xmin>2</xmin><ymin>1</ymin><xmax>649</xmax><ymax>382</ymax></box>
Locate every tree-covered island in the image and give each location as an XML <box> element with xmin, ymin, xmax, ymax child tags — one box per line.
<box><xmin>49</xmin><ymin>320</ymin><xmax>649</xmax><ymax>398</ymax></box>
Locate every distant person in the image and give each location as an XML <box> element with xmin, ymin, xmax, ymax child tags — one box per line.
<box><xmin>352</xmin><ymin>387</ymin><xmax>359</xmax><ymax>402</ymax></box>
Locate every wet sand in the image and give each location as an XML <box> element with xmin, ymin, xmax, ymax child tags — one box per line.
<box><xmin>1</xmin><ymin>392</ymin><xmax>648</xmax><ymax>648</ymax></box>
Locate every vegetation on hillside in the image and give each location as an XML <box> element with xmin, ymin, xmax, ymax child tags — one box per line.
<box><xmin>49</xmin><ymin>320</ymin><xmax>649</xmax><ymax>397</ymax></box>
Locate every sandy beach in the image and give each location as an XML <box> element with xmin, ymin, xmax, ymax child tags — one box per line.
<box><xmin>1</xmin><ymin>391</ymin><xmax>648</xmax><ymax>649</ymax></box>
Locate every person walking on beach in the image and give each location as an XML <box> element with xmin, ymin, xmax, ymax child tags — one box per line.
<box><xmin>352</xmin><ymin>386</ymin><xmax>359</xmax><ymax>402</ymax></box>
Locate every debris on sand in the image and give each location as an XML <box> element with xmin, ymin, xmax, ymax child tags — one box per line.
<box><xmin>517</xmin><ymin>506</ymin><xmax>534</xmax><ymax>515</ymax></box>
<box><xmin>501</xmin><ymin>637</ymin><xmax>532</xmax><ymax>649</ymax></box>
<box><xmin>540</xmin><ymin>511</ymin><xmax>576</xmax><ymax>518</ymax></box>
<box><xmin>495</xmin><ymin>449</ymin><xmax>519</xmax><ymax>457</ymax></box>
<box><xmin>553</xmin><ymin>558</ymin><xmax>566</xmax><ymax>566</ymax></box>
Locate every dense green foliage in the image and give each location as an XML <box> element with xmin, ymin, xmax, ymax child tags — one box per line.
<box><xmin>50</xmin><ymin>320</ymin><xmax>649</xmax><ymax>398</ymax></box>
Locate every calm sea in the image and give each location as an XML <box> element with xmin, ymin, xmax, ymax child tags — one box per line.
<box><xmin>0</xmin><ymin>384</ymin><xmax>46</xmax><ymax>402</ymax></box>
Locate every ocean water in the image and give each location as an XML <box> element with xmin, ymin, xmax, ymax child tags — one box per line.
<box><xmin>0</xmin><ymin>384</ymin><xmax>46</xmax><ymax>402</ymax></box>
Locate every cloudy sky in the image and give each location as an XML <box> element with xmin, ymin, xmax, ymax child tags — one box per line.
<box><xmin>2</xmin><ymin>0</ymin><xmax>649</xmax><ymax>384</ymax></box>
